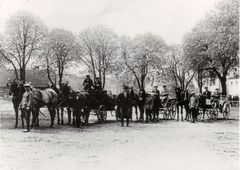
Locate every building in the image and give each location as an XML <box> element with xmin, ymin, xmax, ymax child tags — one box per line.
<box><xmin>202</xmin><ymin>69</ymin><xmax>239</xmax><ymax>96</ymax></box>
<box><xmin>0</xmin><ymin>69</ymin><xmax>51</xmax><ymax>98</ymax></box>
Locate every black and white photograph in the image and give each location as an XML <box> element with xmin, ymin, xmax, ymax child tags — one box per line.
<box><xmin>0</xmin><ymin>0</ymin><xmax>239</xmax><ymax>169</ymax></box>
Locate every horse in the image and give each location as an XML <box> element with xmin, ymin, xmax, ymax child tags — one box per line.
<box><xmin>136</xmin><ymin>89</ymin><xmax>147</xmax><ymax>122</ymax></box>
<box><xmin>128</xmin><ymin>87</ymin><xmax>139</xmax><ymax>120</ymax></box>
<box><xmin>174</xmin><ymin>87</ymin><xmax>190</xmax><ymax>121</ymax></box>
<box><xmin>7</xmin><ymin>80</ymin><xmax>25</xmax><ymax>128</ymax></box>
<box><xmin>57</xmin><ymin>83</ymin><xmax>73</xmax><ymax>125</ymax></box>
<box><xmin>21</xmin><ymin>87</ymin><xmax>58</xmax><ymax>131</ymax></box>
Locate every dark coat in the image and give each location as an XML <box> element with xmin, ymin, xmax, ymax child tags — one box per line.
<box><xmin>117</xmin><ymin>92</ymin><xmax>131</xmax><ymax>118</ymax></box>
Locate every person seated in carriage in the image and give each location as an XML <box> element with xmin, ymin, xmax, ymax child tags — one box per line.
<box><xmin>212</xmin><ymin>88</ymin><xmax>220</xmax><ymax>103</ymax></box>
<box><xmin>83</xmin><ymin>75</ymin><xmax>93</xmax><ymax>91</ymax></box>
<box><xmin>160</xmin><ymin>85</ymin><xmax>169</xmax><ymax>107</ymax></box>
<box><xmin>94</xmin><ymin>77</ymin><xmax>102</xmax><ymax>91</ymax></box>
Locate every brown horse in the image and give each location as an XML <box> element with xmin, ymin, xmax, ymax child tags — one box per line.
<box><xmin>21</xmin><ymin>88</ymin><xmax>58</xmax><ymax>131</ymax></box>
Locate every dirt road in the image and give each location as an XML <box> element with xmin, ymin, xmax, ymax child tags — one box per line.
<box><xmin>0</xmin><ymin>100</ymin><xmax>239</xmax><ymax>170</ymax></box>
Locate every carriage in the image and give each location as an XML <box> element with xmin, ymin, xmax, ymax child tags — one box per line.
<box><xmin>159</xmin><ymin>98</ymin><xmax>176</xmax><ymax>120</ymax></box>
<box><xmin>85</xmin><ymin>90</ymin><xmax>116</xmax><ymax>123</ymax></box>
<box><xmin>197</xmin><ymin>95</ymin><xmax>230</xmax><ymax>121</ymax></box>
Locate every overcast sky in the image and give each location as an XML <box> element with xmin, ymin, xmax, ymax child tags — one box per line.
<box><xmin>0</xmin><ymin>0</ymin><xmax>217</xmax><ymax>44</ymax></box>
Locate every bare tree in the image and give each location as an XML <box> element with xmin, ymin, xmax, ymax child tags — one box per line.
<box><xmin>120</xmin><ymin>33</ymin><xmax>167</xmax><ymax>89</ymax></box>
<box><xmin>78</xmin><ymin>26</ymin><xmax>119</xmax><ymax>89</ymax></box>
<box><xmin>43</xmin><ymin>28</ymin><xmax>77</xmax><ymax>86</ymax></box>
<box><xmin>162</xmin><ymin>45</ymin><xmax>195</xmax><ymax>89</ymax></box>
<box><xmin>0</xmin><ymin>11</ymin><xmax>47</xmax><ymax>81</ymax></box>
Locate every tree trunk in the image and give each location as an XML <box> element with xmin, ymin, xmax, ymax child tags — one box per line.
<box><xmin>20</xmin><ymin>66</ymin><xmax>26</xmax><ymax>82</ymax></box>
<box><xmin>219</xmin><ymin>76</ymin><xmax>227</xmax><ymax>95</ymax></box>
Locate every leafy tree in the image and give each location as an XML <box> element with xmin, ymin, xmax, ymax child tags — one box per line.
<box><xmin>183</xmin><ymin>0</ymin><xmax>239</xmax><ymax>95</ymax></box>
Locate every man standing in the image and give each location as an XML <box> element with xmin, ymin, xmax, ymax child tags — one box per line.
<box><xmin>20</xmin><ymin>83</ymin><xmax>34</xmax><ymax>132</ymax></box>
<box><xmin>117</xmin><ymin>86</ymin><xmax>131</xmax><ymax>127</ymax></box>
<box><xmin>202</xmin><ymin>87</ymin><xmax>211</xmax><ymax>120</ymax></box>
<box><xmin>83</xmin><ymin>75</ymin><xmax>93</xmax><ymax>91</ymax></box>
<box><xmin>189</xmin><ymin>90</ymin><xmax>199</xmax><ymax>123</ymax></box>
<box><xmin>152</xmin><ymin>85</ymin><xmax>160</xmax><ymax>121</ymax></box>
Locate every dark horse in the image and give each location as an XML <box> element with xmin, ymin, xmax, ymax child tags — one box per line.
<box><xmin>174</xmin><ymin>87</ymin><xmax>190</xmax><ymax>121</ymax></box>
<box><xmin>7</xmin><ymin>80</ymin><xmax>25</xmax><ymax>128</ymax></box>
<box><xmin>57</xmin><ymin>83</ymin><xmax>72</xmax><ymax>125</ymax></box>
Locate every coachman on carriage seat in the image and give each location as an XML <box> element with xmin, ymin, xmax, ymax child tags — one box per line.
<box><xmin>83</xmin><ymin>75</ymin><xmax>93</xmax><ymax>91</ymax></box>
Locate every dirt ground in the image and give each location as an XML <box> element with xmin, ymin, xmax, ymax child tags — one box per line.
<box><xmin>0</xmin><ymin>100</ymin><xmax>239</xmax><ymax>170</ymax></box>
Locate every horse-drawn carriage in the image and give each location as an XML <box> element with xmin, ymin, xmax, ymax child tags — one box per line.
<box><xmin>197</xmin><ymin>95</ymin><xmax>230</xmax><ymax>121</ymax></box>
<box><xmin>85</xmin><ymin>90</ymin><xmax>116</xmax><ymax>123</ymax></box>
<box><xmin>159</xmin><ymin>98</ymin><xmax>176</xmax><ymax>120</ymax></box>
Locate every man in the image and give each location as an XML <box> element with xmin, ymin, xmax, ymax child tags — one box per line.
<box><xmin>189</xmin><ymin>90</ymin><xmax>199</xmax><ymax>123</ymax></box>
<box><xmin>117</xmin><ymin>86</ymin><xmax>131</xmax><ymax>127</ymax></box>
<box><xmin>20</xmin><ymin>83</ymin><xmax>34</xmax><ymax>132</ymax></box>
<box><xmin>202</xmin><ymin>87</ymin><xmax>211</xmax><ymax>120</ymax></box>
<box><xmin>145</xmin><ymin>93</ymin><xmax>153</xmax><ymax>123</ymax></box>
<box><xmin>152</xmin><ymin>85</ymin><xmax>160</xmax><ymax>121</ymax></box>
<box><xmin>83</xmin><ymin>75</ymin><xmax>93</xmax><ymax>91</ymax></box>
<box><xmin>212</xmin><ymin>88</ymin><xmax>220</xmax><ymax>101</ymax></box>
<box><xmin>160</xmin><ymin>85</ymin><xmax>169</xmax><ymax>107</ymax></box>
<box><xmin>94</xmin><ymin>77</ymin><xmax>102</xmax><ymax>91</ymax></box>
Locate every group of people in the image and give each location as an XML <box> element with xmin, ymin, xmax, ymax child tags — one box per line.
<box><xmin>185</xmin><ymin>87</ymin><xmax>222</xmax><ymax>123</ymax></box>
<box><xmin>83</xmin><ymin>75</ymin><xmax>102</xmax><ymax>91</ymax></box>
<box><xmin>17</xmin><ymin>74</ymin><xmax>224</xmax><ymax>130</ymax></box>
<box><xmin>116</xmin><ymin>85</ymin><xmax>169</xmax><ymax>127</ymax></box>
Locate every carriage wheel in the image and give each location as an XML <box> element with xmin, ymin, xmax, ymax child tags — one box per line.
<box><xmin>97</xmin><ymin>105</ymin><xmax>107</xmax><ymax>123</ymax></box>
<box><xmin>197</xmin><ymin>109</ymin><xmax>203</xmax><ymax>121</ymax></box>
<box><xmin>170</xmin><ymin>104</ymin><xmax>176</xmax><ymax>120</ymax></box>
<box><xmin>163</xmin><ymin>110</ymin><xmax>170</xmax><ymax>120</ymax></box>
<box><xmin>206</xmin><ymin>110</ymin><xmax>211</xmax><ymax>119</ymax></box>
<box><xmin>223</xmin><ymin>103</ymin><xmax>230</xmax><ymax>119</ymax></box>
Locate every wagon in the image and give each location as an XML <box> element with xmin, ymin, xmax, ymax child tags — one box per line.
<box><xmin>212</xmin><ymin>95</ymin><xmax>231</xmax><ymax>119</ymax></box>
<box><xmin>87</xmin><ymin>90</ymin><xmax>116</xmax><ymax>123</ymax></box>
<box><xmin>197</xmin><ymin>98</ymin><xmax>217</xmax><ymax>121</ymax></box>
<box><xmin>197</xmin><ymin>95</ymin><xmax>230</xmax><ymax>121</ymax></box>
<box><xmin>159</xmin><ymin>98</ymin><xmax>176</xmax><ymax>120</ymax></box>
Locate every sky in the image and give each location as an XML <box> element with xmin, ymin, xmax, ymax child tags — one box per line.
<box><xmin>0</xmin><ymin>0</ymin><xmax>218</xmax><ymax>45</ymax></box>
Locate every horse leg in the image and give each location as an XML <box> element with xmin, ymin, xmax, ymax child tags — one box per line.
<box><xmin>14</xmin><ymin>105</ymin><xmax>18</xmax><ymax>128</ymax></box>
<box><xmin>36</xmin><ymin>108</ymin><xmax>39</xmax><ymax>126</ymax></box>
<box><xmin>202</xmin><ymin>108</ymin><xmax>205</xmax><ymax>121</ymax></box>
<box><xmin>67</xmin><ymin>107</ymin><xmax>71</xmax><ymax>125</ymax></box>
<box><xmin>181</xmin><ymin>105</ymin><xmax>184</xmax><ymax>121</ymax></box>
<box><xmin>84</xmin><ymin>109</ymin><xmax>90</xmax><ymax>125</ymax></box>
<box><xmin>176</xmin><ymin>105</ymin><xmax>179</xmax><ymax>121</ymax></box>
<box><xmin>57</xmin><ymin>107</ymin><xmax>60</xmax><ymax>125</ymax></box>
<box><xmin>61</xmin><ymin>107</ymin><xmax>64</xmax><ymax>125</ymax></box>
<box><xmin>135</xmin><ymin>105</ymin><xmax>138</xmax><ymax>121</ymax></box>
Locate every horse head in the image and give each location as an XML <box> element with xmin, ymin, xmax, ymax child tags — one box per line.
<box><xmin>7</xmin><ymin>80</ymin><xmax>19</xmax><ymax>96</ymax></box>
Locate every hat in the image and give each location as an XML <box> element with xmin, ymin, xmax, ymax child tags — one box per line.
<box><xmin>24</xmin><ymin>83</ymin><xmax>31</xmax><ymax>87</ymax></box>
<box><xmin>75</xmin><ymin>90</ymin><xmax>81</xmax><ymax>93</ymax></box>
<box><xmin>163</xmin><ymin>85</ymin><xmax>167</xmax><ymax>88</ymax></box>
<box><xmin>86</xmin><ymin>75</ymin><xmax>90</xmax><ymax>77</ymax></box>
<box><xmin>123</xmin><ymin>86</ymin><xmax>128</xmax><ymax>90</ymax></box>
<box><xmin>204</xmin><ymin>87</ymin><xmax>208</xmax><ymax>89</ymax></box>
